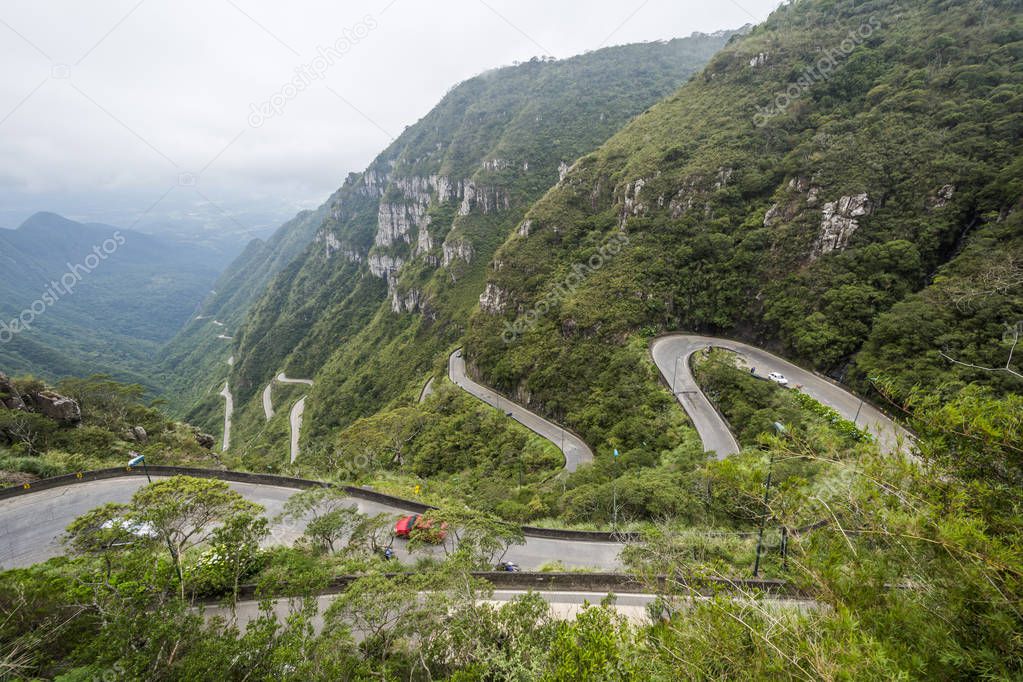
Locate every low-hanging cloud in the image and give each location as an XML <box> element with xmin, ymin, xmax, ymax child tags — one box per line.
<box><xmin>0</xmin><ymin>0</ymin><xmax>777</xmax><ymax>233</ymax></box>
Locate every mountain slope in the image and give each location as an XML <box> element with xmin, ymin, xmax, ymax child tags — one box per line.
<box><xmin>463</xmin><ymin>0</ymin><xmax>1022</xmax><ymax>455</ymax></box>
<box><xmin>0</xmin><ymin>212</ymin><xmax>221</xmax><ymax>388</ymax></box>
<box><xmin>210</xmin><ymin>35</ymin><xmax>737</xmax><ymax>461</ymax></box>
<box><xmin>156</xmin><ymin>203</ymin><xmax>330</xmax><ymax>413</ymax></box>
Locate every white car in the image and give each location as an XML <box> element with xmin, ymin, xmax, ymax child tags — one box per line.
<box><xmin>768</xmin><ymin>372</ymin><xmax>790</xmax><ymax>387</ymax></box>
<box><xmin>101</xmin><ymin>518</ymin><xmax>159</xmax><ymax>539</ymax></box>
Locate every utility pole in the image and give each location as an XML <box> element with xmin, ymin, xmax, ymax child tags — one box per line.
<box><xmin>754</xmin><ymin>422</ymin><xmax>785</xmax><ymax>578</ymax></box>
<box><xmin>611</xmin><ymin>447</ymin><xmax>620</xmax><ymax>528</ymax></box>
<box><xmin>752</xmin><ymin>456</ymin><xmax>773</xmax><ymax>578</ymax></box>
<box><xmin>781</xmin><ymin>526</ymin><xmax>789</xmax><ymax>571</ymax></box>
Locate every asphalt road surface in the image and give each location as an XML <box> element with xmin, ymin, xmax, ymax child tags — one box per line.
<box><xmin>206</xmin><ymin>590</ymin><xmax>664</xmax><ymax>634</ymax></box>
<box><xmin>277</xmin><ymin>373</ymin><xmax>314</xmax><ymax>386</ymax></box>
<box><xmin>290</xmin><ymin>397</ymin><xmax>307</xmax><ymax>464</ymax></box>
<box><xmin>418</xmin><ymin>376</ymin><xmax>435</xmax><ymax>403</ymax></box>
<box><xmin>0</xmin><ymin>477</ymin><xmax>624</xmax><ymax>571</ymax></box>
<box><xmin>448</xmin><ymin>349</ymin><xmax>594</xmax><ymax>472</ymax></box>
<box><xmin>262</xmin><ymin>381</ymin><xmax>274</xmax><ymax>420</ymax></box>
<box><xmin>272</xmin><ymin>374</ymin><xmax>314</xmax><ymax>463</ymax></box>
<box><xmin>204</xmin><ymin>588</ymin><xmax>819</xmax><ymax>636</ymax></box>
<box><xmin>219</xmin><ymin>383</ymin><xmax>233</xmax><ymax>451</ymax></box>
<box><xmin>650</xmin><ymin>335</ymin><xmax>912</xmax><ymax>456</ymax></box>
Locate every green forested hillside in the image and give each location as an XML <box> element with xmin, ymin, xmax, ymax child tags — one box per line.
<box><xmin>4</xmin><ymin>2</ymin><xmax>1023</xmax><ymax>677</ymax></box>
<box><xmin>214</xmin><ymin>35</ymin><xmax>736</xmax><ymax>455</ymax></box>
<box><xmin>157</xmin><ymin>204</ymin><xmax>330</xmax><ymax>414</ymax></box>
<box><xmin>0</xmin><ymin>373</ymin><xmax>219</xmax><ymax>485</ymax></box>
<box><xmin>0</xmin><ymin>213</ymin><xmax>221</xmax><ymax>390</ymax></box>
<box><xmin>464</xmin><ymin>0</ymin><xmax>1023</xmax><ymax>455</ymax></box>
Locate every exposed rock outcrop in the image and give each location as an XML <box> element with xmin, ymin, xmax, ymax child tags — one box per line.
<box><xmin>0</xmin><ymin>373</ymin><xmax>25</xmax><ymax>411</ymax></box>
<box><xmin>669</xmin><ymin>175</ymin><xmax>703</xmax><ymax>219</ymax></box>
<box><xmin>319</xmin><ymin>231</ymin><xmax>364</xmax><ymax>262</ymax></box>
<box><xmin>29</xmin><ymin>391</ymin><xmax>82</xmax><ymax>423</ymax></box>
<box><xmin>368</xmin><ymin>253</ymin><xmax>405</xmax><ymax>290</ymax></box>
<box><xmin>763</xmin><ymin>176</ymin><xmax>822</xmax><ymax>227</ymax></box>
<box><xmin>124</xmin><ymin>425</ymin><xmax>149</xmax><ymax>444</ymax></box>
<box><xmin>618</xmin><ymin>178</ymin><xmax>647</xmax><ymax>227</ymax></box>
<box><xmin>360</xmin><ymin>167</ymin><xmax>390</xmax><ymax>198</ymax></box>
<box><xmin>391</xmin><ymin>288</ymin><xmax>426</xmax><ymax>314</ymax></box>
<box><xmin>195</xmin><ymin>431</ymin><xmax>216</xmax><ymax>449</ymax></box>
<box><xmin>442</xmin><ymin>239</ymin><xmax>475</xmax><ymax>267</ymax></box>
<box><xmin>436</xmin><ymin>176</ymin><xmax>457</xmax><ymax>203</ymax></box>
<box><xmin>1</xmin><ymin>372</ymin><xmax>81</xmax><ymax>423</ymax></box>
<box><xmin>458</xmin><ymin>180</ymin><xmax>509</xmax><ymax>216</ymax></box>
<box><xmin>928</xmin><ymin>184</ymin><xmax>955</xmax><ymax>210</ymax></box>
<box><xmin>482</xmin><ymin>158</ymin><xmax>510</xmax><ymax>172</ymax></box>
<box><xmin>375</xmin><ymin>201</ymin><xmax>425</xmax><ymax>247</ymax></box>
<box><xmin>415</xmin><ymin>224</ymin><xmax>434</xmax><ymax>259</ymax></box>
<box><xmin>479</xmin><ymin>283</ymin><xmax>510</xmax><ymax>314</ymax></box>
<box><xmin>811</xmin><ymin>193</ymin><xmax>872</xmax><ymax>259</ymax></box>
<box><xmin>714</xmin><ymin>167</ymin><xmax>734</xmax><ymax>189</ymax></box>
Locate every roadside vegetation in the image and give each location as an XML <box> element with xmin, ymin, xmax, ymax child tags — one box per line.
<box><xmin>2</xmin><ymin>387</ymin><xmax>1020</xmax><ymax>679</ymax></box>
<box><xmin>0</xmin><ymin>374</ymin><xmax>219</xmax><ymax>485</ymax></box>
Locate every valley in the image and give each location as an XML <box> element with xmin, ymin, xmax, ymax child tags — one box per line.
<box><xmin>1</xmin><ymin>0</ymin><xmax>1021</xmax><ymax>677</ymax></box>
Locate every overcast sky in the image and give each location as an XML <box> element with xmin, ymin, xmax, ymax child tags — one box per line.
<box><xmin>0</xmin><ymin>0</ymin><xmax>780</xmax><ymax>239</ymax></box>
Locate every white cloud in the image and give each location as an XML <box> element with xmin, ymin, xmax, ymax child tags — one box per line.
<box><xmin>0</xmin><ymin>0</ymin><xmax>779</xmax><ymax>235</ymax></box>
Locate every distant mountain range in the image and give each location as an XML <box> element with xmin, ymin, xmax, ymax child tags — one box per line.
<box><xmin>0</xmin><ymin>212</ymin><xmax>221</xmax><ymax>388</ymax></box>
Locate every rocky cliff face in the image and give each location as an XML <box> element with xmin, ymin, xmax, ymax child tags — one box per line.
<box><xmin>811</xmin><ymin>193</ymin><xmax>872</xmax><ymax>259</ymax></box>
<box><xmin>223</xmin><ymin>34</ymin><xmax>736</xmax><ymax>445</ymax></box>
<box><xmin>462</xmin><ymin>0</ymin><xmax>1020</xmax><ymax>447</ymax></box>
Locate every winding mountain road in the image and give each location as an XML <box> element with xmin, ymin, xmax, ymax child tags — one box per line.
<box><xmin>257</xmin><ymin>373</ymin><xmax>316</xmax><ymax>461</ymax></box>
<box><xmin>448</xmin><ymin>349</ymin><xmax>594</xmax><ymax>472</ymax></box>
<box><xmin>0</xmin><ymin>338</ymin><xmax>909</xmax><ymax>577</ymax></box>
<box><xmin>212</xmin><ymin>590</ymin><xmax>664</xmax><ymax>633</ymax></box>
<box><xmin>277</xmin><ymin>373</ymin><xmax>314</xmax><ymax>386</ymax></box>
<box><xmin>219</xmin><ymin>383</ymin><xmax>233</xmax><ymax>451</ymax></box>
<box><xmin>0</xmin><ymin>476</ymin><xmax>624</xmax><ymax>571</ymax></box>
<box><xmin>650</xmin><ymin>335</ymin><xmax>911</xmax><ymax>456</ymax></box>
<box><xmin>418</xmin><ymin>376</ymin><xmax>435</xmax><ymax>403</ymax></box>
<box><xmin>262</xmin><ymin>381</ymin><xmax>275</xmax><ymax>420</ymax></box>
<box><xmin>448</xmin><ymin>337</ymin><xmax>908</xmax><ymax>465</ymax></box>
<box><xmin>290</xmin><ymin>397</ymin><xmax>306</xmax><ymax>464</ymax></box>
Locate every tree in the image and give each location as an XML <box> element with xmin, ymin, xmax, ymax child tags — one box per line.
<box><xmin>543</xmin><ymin>599</ymin><xmax>640</xmax><ymax>680</ymax></box>
<box><xmin>348</xmin><ymin>513</ymin><xmax>395</xmax><ymax>555</ymax></box>
<box><xmin>57</xmin><ymin>374</ymin><xmax>147</xmax><ymax>426</ymax></box>
<box><xmin>303</xmin><ymin>507</ymin><xmax>364</xmax><ymax>555</ymax></box>
<box><xmin>63</xmin><ymin>502</ymin><xmax>156</xmax><ymax>581</ymax></box>
<box><xmin>130</xmin><ymin>477</ymin><xmax>264</xmax><ymax>599</ymax></box>
<box><xmin>209</xmin><ymin>511</ymin><xmax>269</xmax><ymax>604</ymax></box>
<box><xmin>0</xmin><ymin>411</ymin><xmax>57</xmax><ymax>455</ymax></box>
<box><xmin>279</xmin><ymin>487</ymin><xmax>363</xmax><ymax>554</ymax></box>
